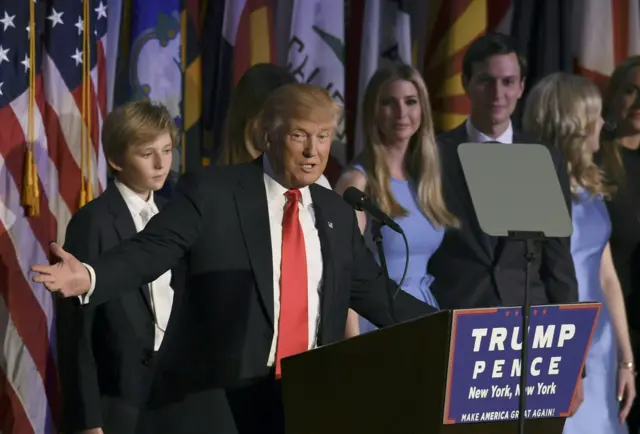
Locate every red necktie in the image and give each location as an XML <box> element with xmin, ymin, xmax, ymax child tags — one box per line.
<box><xmin>275</xmin><ymin>189</ymin><xmax>309</xmax><ymax>377</ymax></box>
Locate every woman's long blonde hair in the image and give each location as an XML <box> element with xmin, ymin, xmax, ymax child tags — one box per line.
<box><xmin>360</xmin><ymin>65</ymin><xmax>457</xmax><ymax>228</ymax></box>
<box><xmin>522</xmin><ymin>72</ymin><xmax>609</xmax><ymax>198</ymax></box>
<box><xmin>600</xmin><ymin>56</ymin><xmax>640</xmax><ymax>187</ymax></box>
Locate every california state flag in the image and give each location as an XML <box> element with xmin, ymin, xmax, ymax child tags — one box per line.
<box><xmin>353</xmin><ymin>0</ymin><xmax>412</xmax><ymax>155</ymax></box>
<box><xmin>574</xmin><ymin>0</ymin><xmax>640</xmax><ymax>86</ymax></box>
<box><xmin>287</xmin><ymin>0</ymin><xmax>346</xmax><ymax>164</ymax></box>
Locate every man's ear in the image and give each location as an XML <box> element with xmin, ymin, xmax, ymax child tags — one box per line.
<box><xmin>462</xmin><ymin>74</ymin><xmax>470</xmax><ymax>94</ymax></box>
<box><xmin>108</xmin><ymin>158</ymin><xmax>123</xmax><ymax>173</ymax></box>
<box><xmin>263</xmin><ymin>133</ymin><xmax>271</xmax><ymax>151</ymax></box>
<box><xmin>517</xmin><ymin>77</ymin><xmax>526</xmax><ymax>99</ymax></box>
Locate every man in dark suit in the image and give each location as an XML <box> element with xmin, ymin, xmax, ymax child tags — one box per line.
<box><xmin>428</xmin><ymin>32</ymin><xmax>578</xmax><ymax>310</ymax></box>
<box><xmin>36</xmin><ymin>83</ymin><xmax>436</xmax><ymax>434</ymax></box>
<box><xmin>55</xmin><ymin>101</ymin><xmax>184</xmax><ymax>434</ymax></box>
<box><xmin>427</xmin><ymin>33</ymin><xmax>583</xmax><ymax>413</ymax></box>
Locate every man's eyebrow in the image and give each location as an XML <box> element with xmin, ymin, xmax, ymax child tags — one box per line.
<box><xmin>289</xmin><ymin>126</ymin><xmax>310</xmax><ymax>134</ymax></box>
<box><xmin>290</xmin><ymin>126</ymin><xmax>334</xmax><ymax>133</ymax></box>
<box><xmin>476</xmin><ymin>73</ymin><xmax>519</xmax><ymax>79</ymax></box>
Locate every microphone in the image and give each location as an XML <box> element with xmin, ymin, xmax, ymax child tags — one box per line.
<box><xmin>342</xmin><ymin>187</ymin><xmax>404</xmax><ymax>234</ymax></box>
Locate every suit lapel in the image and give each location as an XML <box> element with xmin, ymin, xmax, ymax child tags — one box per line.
<box><xmin>446</xmin><ymin>123</ymin><xmax>495</xmax><ymax>262</ymax></box>
<box><xmin>106</xmin><ymin>184</ymin><xmax>154</xmax><ymax>316</ymax></box>
<box><xmin>235</xmin><ymin>158</ymin><xmax>275</xmax><ymax>326</ymax></box>
<box><xmin>309</xmin><ymin>186</ymin><xmax>336</xmax><ymax>343</ymax></box>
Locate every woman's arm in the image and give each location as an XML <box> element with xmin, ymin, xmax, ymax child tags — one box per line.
<box><xmin>600</xmin><ymin>242</ymin><xmax>634</xmax><ymax>363</ymax></box>
<box><xmin>345</xmin><ymin>309</ymin><xmax>360</xmax><ymax>338</ymax></box>
<box><xmin>600</xmin><ymin>242</ymin><xmax>636</xmax><ymax>420</ymax></box>
<box><xmin>335</xmin><ymin>169</ymin><xmax>368</xmax><ymax>338</ymax></box>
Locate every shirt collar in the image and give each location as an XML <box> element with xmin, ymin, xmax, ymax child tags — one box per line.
<box><xmin>465</xmin><ymin>118</ymin><xmax>513</xmax><ymax>144</ymax></box>
<box><xmin>114</xmin><ymin>178</ymin><xmax>156</xmax><ymax>216</ymax></box>
<box><xmin>262</xmin><ymin>154</ymin><xmax>313</xmax><ymax>208</ymax></box>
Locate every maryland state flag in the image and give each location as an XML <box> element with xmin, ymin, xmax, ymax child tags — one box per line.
<box><xmin>421</xmin><ymin>0</ymin><xmax>511</xmax><ymax>133</ymax></box>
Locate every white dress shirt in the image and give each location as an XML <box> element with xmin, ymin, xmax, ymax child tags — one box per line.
<box><xmin>263</xmin><ymin>157</ymin><xmax>323</xmax><ymax>367</ymax></box>
<box><xmin>315</xmin><ymin>173</ymin><xmax>332</xmax><ymax>189</ymax></box>
<box><xmin>465</xmin><ymin>118</ymin><xmax>514</xmax><ymax>144</ymax></box>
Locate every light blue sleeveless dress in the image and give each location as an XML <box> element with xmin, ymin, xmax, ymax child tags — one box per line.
<box><xmin>563</xmin><ymin>187</ymin><xmax>628</xmax><ymax>434</ymax></box>
<box><xmin>351</xmin><ymin>164</ymin><xmax>444</xmax><ymax>333</ymax></box>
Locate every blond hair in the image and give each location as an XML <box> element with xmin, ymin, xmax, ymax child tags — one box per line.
<box><xmin>218</xmin><ymin>64</ymin><xmax>296</xmax><ymax>166</ymax></box>
<box><xmin>360</xmin><ymin>65</ymin><xmax>457</xmax><ymax>228</ymax></box>
<box><xmin>102</xmin><ymin>100</ymin><xmax>178</xmax><ymax>166</ymax></box>
<box><xmin>522</xmin><ymin>72</ymin><xmax>609</xmax><ymax>198</ymax></box>
<box><xmin>258</xmin><ymin>83</ymin><xmax>342</xmax><ymax>144</ymax></box>
<box><xmin>600</xmin><ymin>56</ymin><xmax>640</xmax><ymax>187</ymax></box>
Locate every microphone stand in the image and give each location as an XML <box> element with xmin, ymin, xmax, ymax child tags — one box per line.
<box><xmin>371</xmin><ymin>220</ymin><xmax>397</xmax><ymax>324</ymax></box>
<box><xmin>508</xmin><ymin>232</ymin><xmax>541</xmax><ymax>434</ymax></box>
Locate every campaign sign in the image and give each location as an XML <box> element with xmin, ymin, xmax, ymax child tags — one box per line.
<box><xmin>442</xmin><ymin>303</ymin><xmax>600</xmax><ymax>424</ymax></box>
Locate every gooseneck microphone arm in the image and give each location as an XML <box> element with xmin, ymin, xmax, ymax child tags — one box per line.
<box><xmin>342</xmin><ymin>187</ymin><xmax>403</xmax><ymax>234</ymax></box>
<box><xmin>342</xmin><ymin>187</ymin><xmax>410</xmax><ymax>324</ymax></box>
<box><xmin>370</xmin><ymin>220</ymin><xmax>397</xmax><ymax>324</ymax></box>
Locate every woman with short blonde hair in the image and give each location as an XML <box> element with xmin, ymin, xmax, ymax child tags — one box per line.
<box><xmin>523</xmin><ymin>72</ymin><xmax>635</xmax><ymax>433</ymax></box>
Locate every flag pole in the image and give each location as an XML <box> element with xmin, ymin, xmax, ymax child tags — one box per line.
<box><xmin>21</xmin><ymin>0</ymin><xmax>40</xmax><ymax>217</ymax></box>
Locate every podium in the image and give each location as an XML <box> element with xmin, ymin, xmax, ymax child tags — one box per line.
<box><xmin>281</xmin><ymin>303</ymin><xmax>600</xmax><ymax>434</ymax></box>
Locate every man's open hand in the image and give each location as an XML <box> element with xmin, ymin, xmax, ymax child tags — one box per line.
<box><xmin>31</xmin><ymin>242</ymin><xmax>91</xmax><ymax>297</ymax></box>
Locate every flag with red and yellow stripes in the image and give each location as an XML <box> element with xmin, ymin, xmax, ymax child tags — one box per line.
<box><xmin>201</xmin><ymin>0</ymin><xmax>275</xmax><ymax>164</ymax></box>
<box><xmin>422</xmin><ymin>0</ymin><xmax>511</xmax><ymax>132</ymax></box>
<box><xmin>182</xmin><ymin>0</ymin><xmax>205</xmax><ymax>170</ymax></box>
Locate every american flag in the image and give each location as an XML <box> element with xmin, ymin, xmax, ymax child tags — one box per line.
<box><xmin>0</xmin><ymin>0</ymin><xmax>108</xmax><ymax>432</ymax></box>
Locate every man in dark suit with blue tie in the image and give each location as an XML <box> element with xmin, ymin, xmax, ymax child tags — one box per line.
<box><xmin>34</xmin><ymin>83</ymin><xmax>437</xmax><ymax>434</ymax></box>
<box><xmin>427</xmin><ymin>32</ymin><xmax>583</xmax><ymax>413</ymax></box>
<box><xmin>428</xmin><ymin>32</ymin><xmax>578</xmax><ymax>310</ymax></box>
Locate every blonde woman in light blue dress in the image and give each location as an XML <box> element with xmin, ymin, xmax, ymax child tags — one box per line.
<box><xmin>523</xmin><ymin>72</ymin><xmax>636</xmax><ymax>433</ymax></box>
